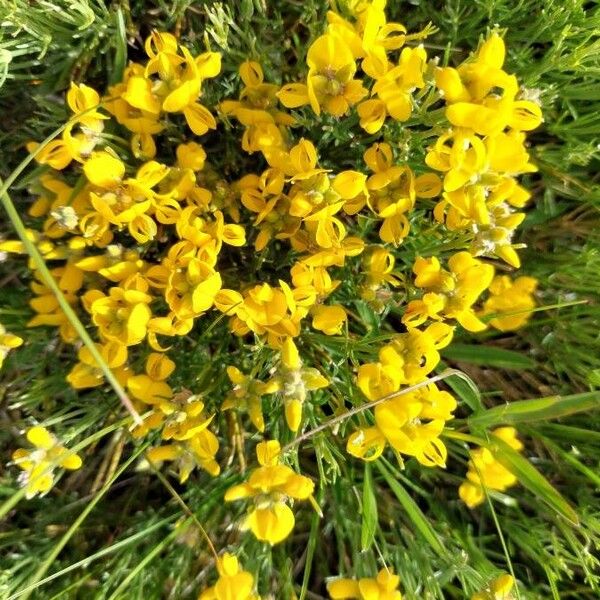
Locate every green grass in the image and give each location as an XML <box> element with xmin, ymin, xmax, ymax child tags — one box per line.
<box><xmin>1</xmin><ymin>0</ymin><xmax>600</xmax><ymax>598</ymax></box>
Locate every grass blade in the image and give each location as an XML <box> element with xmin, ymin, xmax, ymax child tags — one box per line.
<box><xmin>439</xmin><ymin>362</ymin><xmax>483</xmax><ymax>413</ymax></box>
<box><xmin>17</xmin><ymin>443</ymin><xmax>148</xmax><ymax>600</ymax></box>
<box><xmin>469</xmin><ymin>391</ymin><xmax>600</xmax><ymax>428</ymax></box>
<box><xmin>442</xmin><ymin>344</ymin><xmax>535</xmax><ymax>370</ymax></box>
<box><xmin>377</xmin><ymin>461</ymin><xmax>448</xmax><ymax>560</ymax></box>
<box><xmin>361</xmin><ymin>463</ymin><xmax>377</xmax><ymax>551</ymax></box>
<box><xmin>488</xmin><ymin>436</ymin><xmax>579</xmax><ymax>526</ymax></box>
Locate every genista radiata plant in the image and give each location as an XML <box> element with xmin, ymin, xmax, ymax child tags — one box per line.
<box><xmin>4</xmin><ymin>0</ymin><xmax>565</xmax><ymax>597</ymax></box>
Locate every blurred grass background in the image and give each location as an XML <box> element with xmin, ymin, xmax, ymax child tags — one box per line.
<box><xmin>1</xmin><ymin>0</ymin><xmax>599</xmax><ymax>598</ymax></box>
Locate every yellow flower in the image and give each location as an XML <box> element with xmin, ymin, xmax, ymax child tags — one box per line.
<box><xmin>222</xmin><ymin>366</ymin><xmax>279</xmax><ymax>432</ymax></box>
<box><xmin>90</xmin><ymin>286</ymin><xmax>153</xmax><ymax>346</ymax></box>
<box><xmin>327</xmin><ymin>567</ymin><xmax>403</xmax><ymax>599</ymax></box>
<box><xmin>439</xmin><ymin>33</ymin><xmax>543</xmax><ymax>137</ymax></box>
<box><xmin>160</xmin><ymin>393</ymin><xmax>214</xmax><ymax>443</ymax></box>
<box><xmin>370</xmin><ymin>45</ymin><xmax>427</xmax><ymax>123</ymax></box>
<box><xmin>76</xmin><ymin>246</ymin><xmax>145</xmax><ymax>283</ymax></box>
<box><xmin>363</xmin><ymin>143</ymin><xmax>439</xmax><ymax>245</ymax></box>
<box><xmin>67</xmin><ymin>341</ymin><xmax>129</xmax><ymax>389</ymax></box>
<box><xmin>165</xmin><ymin>258</ymin><xmax>222</xmax><ymax>319</ymax></box>
<box><xmin>306</xmin><ymin>33</ymin><xmax>368</xmax><ymax>116</ymax></box>
<box><xmin>142</xmin><ymin>32</ymin><xmax>221</xmax><ymax>135</ymax></box>
<box><xmin>198</xmin><ymin>553</ymin><xmax>260</xmax><ymax>600</ymax></box>
<box><xmin>146</xmin><ymin>429</ymin><xmax>220</xmax><ymax>482</ymax></box>
<box><xmin>278</xmin><ymin>33</ymin><xmax>367</xmax><ymax>116</ymax></box>
<box><xmin>311</xmin><ymin>304</ymin><xmax>347</xmax><ymax>335</ymax></box>
<box><xmin>357</xmin><ymin>98</ymin><xmax>387</xmax><ymax>133</ymax></box>
<box><xmin>403</xmin><ymin>252</ymin><xmax>495</xmax><ymax>332</ymax></box>
<box><xmin>271</xmin><ymin>338</ymin><xmax>329</xmax><ymax>432</ymax></box>
<box><xmin>377</xmin><ymin>323</ymin><xmax>454</xmax><ymax>387</ymax></box>
<box><xmin>224</xmin><ymin>440</ymin><xmax>315</xmax><ymax>544</ymax></box>
<box><xmin>127</xmin><ymin>352</ymin><xmax>174</xmax><ymax>405</ymax></box>
<box><xmin>425</xmin><ymin>130</ymin><xmax>487</xmax><ymax>193</ymax></box>
<box><xmin>26</xmin><ymin>139</ymin><xmax>73</xmax><ymax>170</ymax></box>
<box><xmin>176</xmin><ymin>141</ymin><xmax>207</xmax><ymax>171</ymax></box>
<box><xmin>66</xmin><ymin>82</ymin><xmax>107</xmax><ymax>129</ymax></box>
<box><xmin>221</xmin><ymin>60</ymin><xmax>293</xmax><ymax>163</ymax></box>
<box><xmin>84</xmin><ymin>153</ymin><xmax>170</xmax><ymax>244</ymax></box>
<box><xmin>27</xmin><ymin>269</ymin><xmax>79</xmax><ymax>343</ymax></box>
<box><xmin>290</xmin><ymin>262</ymin><xmax>340</xmax><ymax>299</ymax></box>
<box><xmin>229</xmin><ymin>282</ymin><xmax>301</xmax><ymax>345</ymax></box>
<box><xmin>347</xmin><ymin>382</ymin><xmax>455</xmax><ymax>468</ymax></box>
<box><xmin>360</xmin><ymin>247</ymin><xmax>402</xmax><ymax>303</ymax></box>
<box><xmin>142</xmin><ymin>382</ymin><xmax>220</xmax><ymax>482</ymax></box>
<box><xmin>481</xmin><ymin>275</ymin><xmax>537</xmax><ymax>331</ymax></box>
<box><xmin>240</xmin><ymin>168</ymin><xmax>299</xmax><ymax>251</ymax></box>
<box><xmin>0</xmin><ymin>323</ymin><xmax>23</xmax><ymax>369</ymax></box>
<box><xmin>471</xmin><ymin>574</ymin><xmax>516</xmax><ymax>600</ymax></box>
<box><xmin>459</xmin><ymin>427</ymin><xmax>523</xmax><ymax>508</ymax></box>
<box><xmin>11</xmin><ymin>426</ymin><xmax>82</xmax><ymax>499</ymax></box>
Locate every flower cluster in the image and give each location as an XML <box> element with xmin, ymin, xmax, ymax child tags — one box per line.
<box><xmin>277</xmin><ymin>1</ymin><xmax>432</xmax><ymax>128</ymax></box>
<box><xmin>347</xmin><ymin>323</ymin><xmax>456</xmax><ymax>467</ymax></box>
<box><xmin>224</xmin><ymin>440</ymin><xmax>315</xmax><ymax>545</ymax></box>
<box><xmin>2</xmin><ymin>0</ymin><xmax>544</xmax><ymax>593</ymax></box>
<box><xmin>481</xmin><ymin>275</ymin><xmax>537</xmax><ymax>331</ymax></box>
<box><xmin>429</xmin><ymin>33</ymin><xmax>542</xmax><ymax>268</ymax></box>
<box><xmin>459</xmin><ymin>427</ymin><xmax>523</xmax><ymax>508</ymax></box>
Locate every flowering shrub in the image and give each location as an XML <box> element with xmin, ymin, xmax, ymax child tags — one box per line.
<box><xmin>1</xmin><ymin>0</ymin><xmax>546</xmax><ymax>596</ymax></box>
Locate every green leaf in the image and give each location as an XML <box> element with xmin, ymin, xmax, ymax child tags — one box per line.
<box><xmin>361</xmin><ymin>463</ymin><xmax>377</xmax><ymax>551</ymax></box>
<box><xmin>488</xmin><ymin>436</ymin><xmax>579</xmax><ymax>526</ymax></box>
<box><xmin>377</xmin><ymin>462</ymin><xmax>448</xmax><ymax>559</ymax></box>
<box><xmin>469</xmin><ymin>391</ymin><xmax>600</xmax><ymax>428</ymax></box>
<box><xmin>442</xmin><ymin>344</ymin><xmax>535</xmax><ymax>370</ymax></box>
<box><xmin>110</xmin><ymin>8</ymin><xmax>127</xmax><ymax>85</ymax></box>
<box><xmin>439</xmin><ymin>362</ymin><xmax>483</xmax><ymax>413</ymax></box>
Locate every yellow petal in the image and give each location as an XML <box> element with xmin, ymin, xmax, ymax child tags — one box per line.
<box><xmin>311</xmin><ymin>304</ymin><xmax>346</xmax><ymax>335</ymax></box>
<box><xmin>415</xmin><ymin>173</ymin><xmax>442</xmax><ymax>198</ymax></box>
<box><xmin>196</xmin><ymin>51</ymin><xmax>222</xmax><ymax>78</ymax></box>
<box><xmin>183</xmin><ymin>103</ymin><xmax>217</xmax><ymax>135</ymax></box>
<box><xmin>127</xmin><ymin>374</ymin><xmax>172</xmax><ymax>404</ymax></box>
<box><xmin>478</xmin><ymin>32</ymin><xmax>505</xmax><ymax>69</ymax></box>
<box><xmin>224</xmin><ymin>483</ymin><xmax>255</xmax><ymax>501</ymax></box>
<box><xmin>28</xmin><ymin>140</ymin><xmax>72</xmax><ymax>170</ymax></box>
<box><xmin>357</xmin><ymin>98</ymin><xmax>387</xmax><ymax>134</ymax></box>
<box><xmin>346</xmin><ymin>427</ymin><xmax>386</xmax><ymax>461</ymax></box>
<box><xmin>147</xmin><ymin>444</ymin><xmax>181</xmax><ymax>463</ymax></box>
<box><xmin>491</xmin><ymin>574</ymin><xmax>514</xmax><ymax>597</ymax></box>
<box><xmin>122</xmin><ymin>76</ymin><xmax>161</xmax><ymax>114</ymax></box>
<box><xmin>239</xmin><ymin>60</ymin><xmax>263</xmax><ymax>86</ymax></box>
<box><xmin>162</xmin><ymin>80</ymin><xmax>200</xmax><ymax>112</ymax></box>
<box><xmin>307</xmin><ymin>33</ymin><xmax>354</xmax><ymax>72</ymax></box>
<box><xmin>245</xmin><ymin>503</ymin><xmax>295</xmax><ymax>545</ymax></box>
<box><xmin>282</xmin><ymin>472</ymin><xmax>314</xmax><ymax>499</ymax></box>
<box><xmin>277</xmin><ymin>83</ymin><xmax>310</xmax><ymax>108</ymax></box>
<box><xmin>59</xmin><ymin>452</ymin><xmax>83</xmax><ymax>470</ymax></box>
<box><xmin>510</xmin><ymin>100</ymin><xmax>543</xmax><ymax>131</ymax></box>
<box><xmin>327</xmin><ymin>579</ymin><xmax>361</xmax><ymax>599</ymax></box>
<box><xmin>285</xmin><ymin>399</ymin><xmax>303</xmax><ymax>432</ymax></box>
<box><xmin>435</xmin><ymin>67</ymin><xmax>470</xmax><ymax>103</ymax></box>
<box><xmin>281</xmin><ymin>337</ymin><xmax>301</xmax><ymax>370</ymax></box>
<box><xmin>27</xmin><ymin>426</ymin><xmax>54</xmax><ymax>450</ymax></box>
<box><xmin>256</xmin><ymin>440</ymin><xmax>281</xmax><ymax>466</ymax></box>
<box><xmin>83</xmin><ymin>152</ymin><xmax>125</xmax><ymax>188</ymax></box>
<box><xmin>332</xmin><ymin>171</ymin><xmax>367</xmax><ymax>200</ymax></box>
